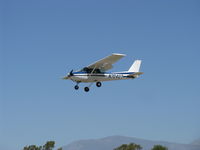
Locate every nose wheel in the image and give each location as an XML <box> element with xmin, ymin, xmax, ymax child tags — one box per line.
<box><xmin>74</xmin><ymin>85</ymin><xmax>79</xmax><ymax>90</ymax></box>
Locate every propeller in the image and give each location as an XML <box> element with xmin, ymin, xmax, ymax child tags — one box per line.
<box><xmin>69</xmin><ymin>69</ymin><xmax>74</xmax><ymax>76</ymax></box>
<box><xmin>62</xmin><ymin>69</ymin><xmax>74</xmax><ymax>79</ymax></box>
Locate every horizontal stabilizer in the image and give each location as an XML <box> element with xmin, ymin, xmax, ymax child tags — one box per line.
<box><xmin>133</xmin><ymin>72</ymin><xmax>143</xmax><ymax>75</ymax></box>
<box><xmin>127</xmin><ymin>72</ymin><xmax>144</xmax><ymax>78</ymax></box>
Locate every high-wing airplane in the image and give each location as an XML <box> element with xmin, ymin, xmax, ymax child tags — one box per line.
<box><xmin>63</xmin><ymin>53</ymin><xmax>143</xmax><ymax>92</ymax></box>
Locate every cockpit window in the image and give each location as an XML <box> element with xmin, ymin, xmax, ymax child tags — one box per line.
<box><xmin>81</xmin><ymin>67</ymin><xmax>103</xmax><ymax>73</ymax></box>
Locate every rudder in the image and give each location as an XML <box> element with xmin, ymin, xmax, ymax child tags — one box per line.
<box><xmin>128</xmin><ymin>60</ymin><xmax>142</xmax><ymax>72</ymax></box>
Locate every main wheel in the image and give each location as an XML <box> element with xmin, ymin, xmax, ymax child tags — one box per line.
<box><xmin>84</xmin><ymin>87</ymin><xmax>89</xmax><ymax>92</ymax></box>
<box><xmin>74</xmin><ymin>85</ymin><xmax>79</xmax><ymax>90</ymax></box>
<box><xmin>96</xmin><ymin>82</ymin><xmax>102</xmax><ymax>87</ymax></box>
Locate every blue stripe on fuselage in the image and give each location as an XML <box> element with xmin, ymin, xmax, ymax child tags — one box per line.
<box><xmin>72</xmin><ymin>71</ymin><xmax>135</xmax><ymax>75</ymax></box>
<box><xmin>115</xmin><ymin>72</ymin><xmax>134</xmax><ymax>74</ymax></box>
<box><xmin>73</xmin><ymin>71</ymin><xmax>87</xmax><ymax>74</ymax></box>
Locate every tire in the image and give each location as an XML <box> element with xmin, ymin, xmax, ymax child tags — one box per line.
<box><xmin>84</xmin><ymin>87</ymin><xmax>89</xmax><ymax>92</ymax></box>
<box><xmin>96</xmin><ymin>82</ymin><xmax>102</xmax><ymax>87</ymax></box>
<box><xmin>74</xmin><ymin>85</ymin><xmax>79</xmax><ymax>90</ymax></box>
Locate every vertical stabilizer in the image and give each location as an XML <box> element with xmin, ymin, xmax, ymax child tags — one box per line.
<box><xmin>128</xmin><ymin>60</ymin><xmax>142</xmax><ymax>72</ymax></box>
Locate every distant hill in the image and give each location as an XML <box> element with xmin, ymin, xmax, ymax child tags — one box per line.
<box><xmin>191</xmin><ymin>138</ymin><xmax>200</xmax><ymax>146</ymax></box>
<box><xmin>62</xmin><ymin>135</ymin><xmax>200</xmax><ymax>150</ymax></box>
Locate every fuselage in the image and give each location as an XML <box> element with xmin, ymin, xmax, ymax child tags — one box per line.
<box><xmin>69</xmin><ymin>71</ymin><xmax>137</xmax><ymax>83</ymax></box>
<box><xmin>63</xmin><ymin>54</ymin><xmax>142</xmax><ymax>92</ymax></box>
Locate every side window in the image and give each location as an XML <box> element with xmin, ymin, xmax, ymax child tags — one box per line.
<box><xmin>96</xmin><ymin>69</ymin><xmax>101</xmax><ymax>73</ymax></box>
<box><xmin>81</xmin><ymin>67</ymin><xmax>89</xmax><ymax>73</ymax></box>
<box><xmin>81</xmin><ymin>68</ymin><xmax>102</xmax><ymax>73</ymax></box>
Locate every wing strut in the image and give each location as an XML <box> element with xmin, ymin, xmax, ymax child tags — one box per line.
<box><xmin>89</xmin><ymin>66</ymin><xmax>97</xmax><ymax>76</ymax></box>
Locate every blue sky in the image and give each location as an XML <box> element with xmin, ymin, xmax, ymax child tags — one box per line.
<box><xmin>1</xmin><ymin>0</ymin><xmax>200</xmax><ymax>149</ymax></box>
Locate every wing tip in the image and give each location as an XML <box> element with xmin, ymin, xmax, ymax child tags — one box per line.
<box><xmin>112</xmin><ymin>53</ymin><xmax>126</xmax><ymax>57</ymax></box>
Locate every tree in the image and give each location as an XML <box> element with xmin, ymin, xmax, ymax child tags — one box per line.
<box><xmin>114</xmin><ymin>143</ymin><xmax>142</xmax><ymax>150</ymax></box>
<box><xmin>151</xmin><ymin>145</ymin><xmax>168</xmax><ymax>150</ymax></box>
<box><xmin>23</xmin><ymin>145</ymin><xmax>41</xmax><ymax>150</ymax></box>
<box><xmin>114</xmin><ymin>144</ymin><xmax>128</xmax><ymax>150</ymax></box>
<box><xmin>23</xmin><ymin>141</ymin><xmax>61</xmax><ymax>150</ymax></box>
<box><xmin>42</xmin><ymin>141</ymin><xmax>55</xmax><ymax>150</ymax></box>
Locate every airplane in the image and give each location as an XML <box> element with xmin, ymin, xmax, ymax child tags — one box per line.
<box><xmin>63</xmin><ymin>53</ymin><xmax>143</xmax><ymax>92</ymax></box>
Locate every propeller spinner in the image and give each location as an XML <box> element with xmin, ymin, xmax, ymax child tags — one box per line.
<box><xmin>62</xmin><ymin>69</ymin><xmax>74</xmax><ymax>79</ymax></box>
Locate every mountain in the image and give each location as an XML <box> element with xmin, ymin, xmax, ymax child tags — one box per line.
<box><xmin>191</xmin><ymin>138</ymin><xmax>200</xmax><ymax>146</ymax></box>
<box><xmin>62</xmin><ymin>135</ymin><xmax>200</xmax><ymax>150</ymax></box>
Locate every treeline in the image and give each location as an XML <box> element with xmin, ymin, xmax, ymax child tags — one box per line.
<box><xmin>23</xmin><ymin>141</ymin><xmax>62</xmax><ymax>150</ymax></box>
<box><xmin>114</xmin><ymin>143</ymin><xmax>168</xmax><ymax>150</ymax></box>
<box><xmin>23</xmin><ymin>141</ymin><xmax>168</xmax><ymax>150</ymax></box>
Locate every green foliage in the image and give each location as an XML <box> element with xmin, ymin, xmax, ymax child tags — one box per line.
<box><xmin>23</xmin><ymin>145</ymin><xmax>41</xmax><ymax>150</ymax></box>
<box><xmin>23</xmin><ymin>141</ymin><xmax>61</xmax><ymax>150</ymax></box>
<box><xmin>114</xmin><ymin>143</ymin><xmax>142</xmax><ymax>150</ymax></box>
<box><xmin>43</xmin><ymin>141</ymin><xmax>55</xmax><ymax>150</ymax></box>
<box><xmin>151</xmin><ymin>145</ymin><xmax>168</xmax><ymax>150</ymax></box>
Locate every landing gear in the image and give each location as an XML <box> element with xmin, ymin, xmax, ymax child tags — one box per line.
<box><xmin>73</xmin><ymin>82</ymin><xmax>100</xmax><ymax>92</ymax></box>
<box><xmin>96</xmin><ymin>82</ymin><xmax>102</xmax><ymax>87</ymax></box>
<box><xmin>74</xmin><ymin>85</ymin><xmax>79</xmax><ymax>90</ymax></box>
<box><xmin>84</xmin><ymin>87</ymin><xmax>89</xmax><ymax>92</ymax></box>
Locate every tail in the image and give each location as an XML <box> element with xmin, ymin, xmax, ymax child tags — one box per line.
<box><xmin>126</xmin><ymin>60</ymin><xmax>143</xmax><ymax>78</ymax></box>
<box><xmin>113</xmin><ymin>60</ymin><xmax>143</xmax><ymax>77</ymax></box>
<box><xmin>128</xmin><ymin>60</ymin><xmax>142</xmax><ymax>72</ymax></box>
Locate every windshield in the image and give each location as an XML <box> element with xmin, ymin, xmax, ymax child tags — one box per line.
<box><xmin>80</xmin><ymin>67</ymin><xmax>103</xmax><ymax>73</ymax></box>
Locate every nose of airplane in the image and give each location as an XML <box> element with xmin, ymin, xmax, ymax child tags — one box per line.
<box><xmin>62</xmin><ymin>76</ymin><xmax>69</xmax><ymax>79</ymax></box>
<box><xmin>69</xmin><ymin>70</ymin><xmax>74</xmax><ymax>76</ymax></box>
<box><xmin>62</xmin><ymin>70</ymin><xmax>74</xmax><ymax>79</ymax></box>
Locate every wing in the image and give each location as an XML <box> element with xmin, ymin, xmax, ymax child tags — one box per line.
<box><xmin>87</xmin><ymin>53</ymin><xmax>126</xmax><ymax>71</ymax></box>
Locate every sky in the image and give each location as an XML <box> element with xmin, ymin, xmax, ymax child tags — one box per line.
<box><xmin>1</xmin><ymin>0</ymin><xmax>200</xmax><ymax>149</ymax></box>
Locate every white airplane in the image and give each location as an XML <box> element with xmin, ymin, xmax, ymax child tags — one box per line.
<box><xmin>63</xmin><ymin>53</ymin><xmax>143</xmax><ymax>92</ymax></box>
